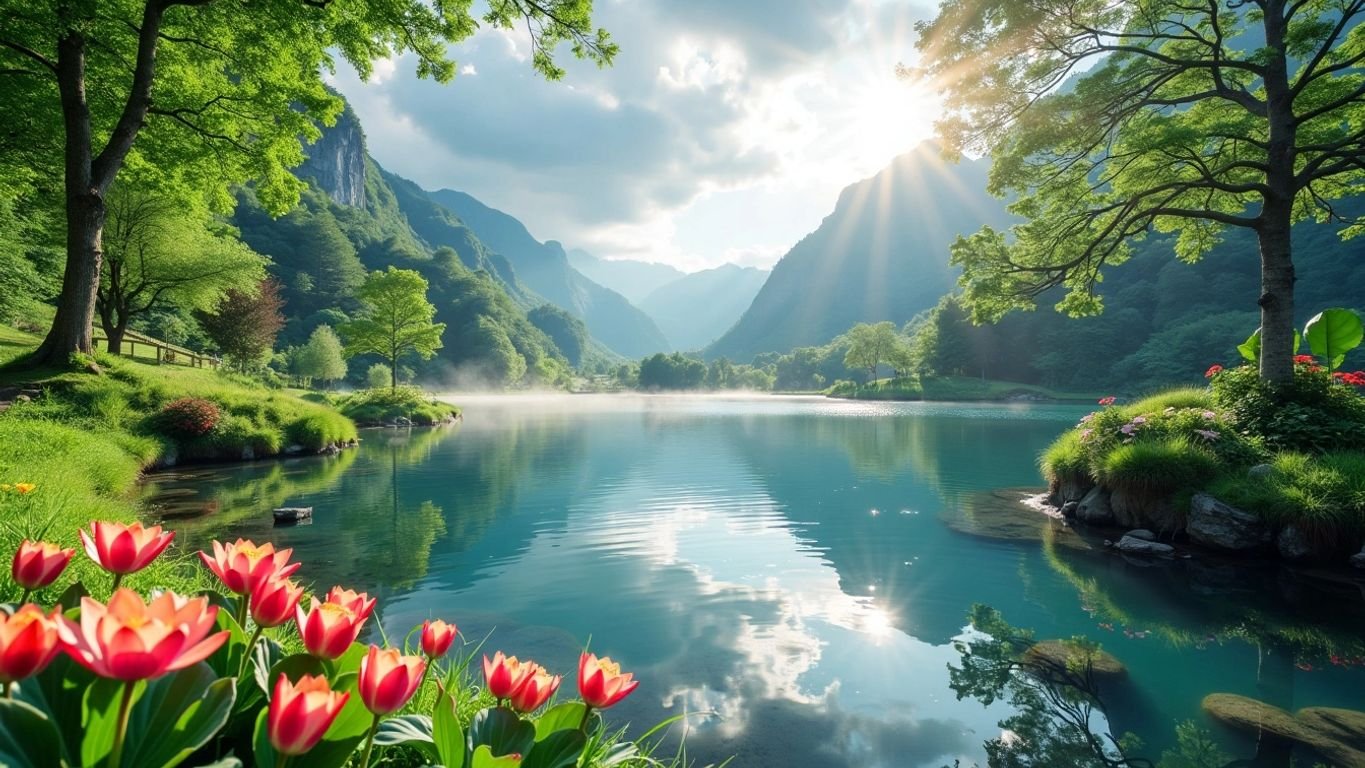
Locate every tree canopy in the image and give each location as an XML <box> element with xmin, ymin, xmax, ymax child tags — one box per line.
<box><xmin>914</xmin><ymin>0</ymin><xmax>1365</xmax><ymax>382</ymax></box>
<box><xmin>843</xmin><ymin>321</ymin><xmax>900</xmax><ymax>378</ymax></box>
<box><xmin>340</xmin><ymin>267</ymin><xmax>445</xmax><ymax>389</ymax></box>
<box><xmin>198</xmin><ymin>278</ymin><xmax>285</xmax><ymax>370</ymax></box>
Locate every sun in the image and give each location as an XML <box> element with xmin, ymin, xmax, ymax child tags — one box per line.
<box><xmin>846</xmin><ymin>73</ymin><xmax>942</xmax><ymax>173</ymax></box>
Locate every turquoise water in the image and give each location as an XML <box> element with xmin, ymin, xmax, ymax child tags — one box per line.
<box><xmin>142</xmin><ymin>395</ymin><xmax>1365</xmax><ymax>767</ymax></box>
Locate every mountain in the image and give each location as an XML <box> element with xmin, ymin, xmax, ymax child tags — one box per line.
<box><xmin>233</xmin><ymin>102</ymin><xmax>568</xmax><ymax>386</ymax></box>
<box><xmin>707</xmin><ymin>143</ymin><xmax>1012</xmax><ymax>361</ymax></box>
<box><xmin>427</xmin><ymin>189</ymin><xmax>671</xmax><ymax>358</ymax></box>
<box><xmin>565</xmin><ymin>250</ymin><xmax>685</xmax><ymax>304</ymax></box>
<box><xmin>640</xmin><ymin>265</ymin><xmax>770</xmax><ymax>352</ymax></box>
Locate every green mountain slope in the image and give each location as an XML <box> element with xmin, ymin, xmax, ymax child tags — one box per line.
<box><xmin>707</xmin><ymin>143</ymin><xmax>1012</xmax><ymax>360</ymax></box>
<box><xmin>566</xmin><ymin>249</ymin><xmax>685</xmax><ymax>305</ymax></box>
<box><xmin>641</xmin><ymin>264</ymin><xmax>770</xmax><ymax>352</ymax></box>
<box><xmin>427</xmin><ymin>189</ymin><xmax>671</xmax><ymax>358</ymax></box>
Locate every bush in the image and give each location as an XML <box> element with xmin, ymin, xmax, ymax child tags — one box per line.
<box><xmin>1211</xmin><ymin>362</ymin><xmax>1365</xmax><ymax>454</ymax></box>
<box><xmin>366</xmin><ymin>362</ymin><xmax>393</xmax><ymax>389</ymax></box>
<box><xmin>156</xmin><ymin>397</ymin><xmax>220</xmax><ymax>437</ymax></box>
<box><xmin>1209</xmin><ymin>451</ymin><xmax>1365</xmax><ymax>550</ymax></box>
<box><xmin>1097</xmin><ymin>437</ymin><xmax>1220</xmax><ymax>495</ymax></box>
<box><xmin>286</xmin><ymin>411</ymin><xmax>357</xmax><ymax>450</ymax></box>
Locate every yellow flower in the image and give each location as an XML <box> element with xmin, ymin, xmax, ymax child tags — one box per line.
<box><xmin>13</xmin><ymin>483</ymin><xmax>35</xmax><ymax>495</ymax></box>
<box><xmin>0</xmin><ymin>484</ymin><xmax>10</xmax><ymax>492</ymax></box>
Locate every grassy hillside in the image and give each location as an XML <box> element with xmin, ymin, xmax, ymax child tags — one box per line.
<box><xmin>0</xmin><ymin>329</ymin><xmax>356</xmax><ymax>602</ymax></box>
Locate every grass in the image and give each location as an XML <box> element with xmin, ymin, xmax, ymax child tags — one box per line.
<box><xmin>0</xmin><ymin>327</ymin><xmax>357</xmax><ymax>602</ymax></box>
<box><xmin>1096</xmin><ymin>437</ymin><xmax>1219</xmax><ymax>495</ymax></box>
<box><xmin>828</xmin><ymin>375</ymin><xmax>1107</xmax><ymax>403</ymax></box>
<box><xmin>1208</xmin><ymin>451</ymin><xmax>1365</xmax><ymax>543</ymax></box>
<box><xmin>332</xmin><ymin>386</ymin><xmax>460</xmax><ymax>426</ymax></box>
<box><xmin>1040</xmin><ymin>430</ymin><xmax>1089</xmax><ymax>484</ymax></box>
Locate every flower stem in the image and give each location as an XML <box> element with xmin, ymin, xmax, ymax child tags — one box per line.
<box><xmin>234</xmin><ymin>593</ymin><xmax>250</xmax><ymax>630</ymax></box>
<box><xmin>238</xmin><ymin>625</ymin><xmax>264</xmax><ymax>681</ymax></box>
<box><xmin>2</xmin><ymin>682</ymin><xmax>10</xmax><ymax>699</ymax></box>
<box><xmin>110</xmin><ymin>573</ymin><xmax>123</xmax><ymax>595</ymax></box>
<box><xmin>108</xmin><ymin>681</ymin><xmax>136</xmax><ymax>768</ymax></box>
<box><xmin>277</xmin><ymin>755</ymin><xmax>291</xmax><ymax>768</ymax></box>
<box><xmin>18</xmin><ymin>588</ymin><xmax>30</xmax><ymax>605</ymax></box>
<box><xmin>358</xmin><ymin>712</ymin><xmax>382</xmax><ymax>768</ymax></box>
<box><xmin>579</xmin><ymin>704</ymin><xmax>594</xmax><ymax>733</ymax></box>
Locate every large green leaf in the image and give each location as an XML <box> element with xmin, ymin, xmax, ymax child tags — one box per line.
<box><xmin>532</xmin><ymin>702</ymin><xmax>585</xmax><ymax>742</ymax></box>
<box><xmin>433</xmin><ymin>691</ymin><xmax>465</xmax><ymax>768</ymax></box>
<box><xmin>250</xmin><ymin>637</ymin><xmax>285</xmax><ymax>698</ymax></box>
<box><xmin>520</xmin><ymin>729</ymin><xmax>587</xmax><ymax>768</ymax></box>
<box><xmin>251</xmin><ymin>708</ymin><xmax>277</xmax><ymax>768</ymax></box>
<box><xmin>121</xmin><ymin>664</ymin><xmax>236</xmax><ymax>768</ymax></box>
<box><xmin>468</xmin><ymin>707</ymin><xmax>535</xmax><ymax>761</ymax></box>
<box><xmin>375</xmin><ymin>714</ymin><xmax>438</xmax><ymax>760</ymax></box>
<box><xmin>0</xmin><ymin>698</ymin><xmax>65</xmax><ymax>768</ymax></box>
<box><xmin>1237</xmin><ymin>327</ymin><xmax>1303</xmax><ymax>362</ymax></box>
<box><xmin>205</xmin><ymin>602</ymin><xmax>250</xmax><ymax>681</ymax></box>
<box><xmin>82</xmin><ymin>677</ymin><xmax>143</xmax><ymax>768</ymax></box>
<box><xmin>1304</xmin><ymin>308</ymin><xmax>1364</xmax><ymax>371</ymax></box>
<box><xmin>471</xmin><ymin>745</ymin><xmax>524</xmax><ymax>768</ymax></box>
<box><xmin>267</xmin><ymin>653</ymin><xmax>327</xmax><ymax>690</ymax></box>
<box><xmin>15</xmin><ymin>652</ymin><xmax>94</xmax><ymax>763</ymax></box>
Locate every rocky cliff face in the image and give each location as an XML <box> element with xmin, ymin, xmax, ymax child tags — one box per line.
<box><xmin>299</xmin><ymin>106</ymin><xmax>367</xmax><ymax>209</ymax></box>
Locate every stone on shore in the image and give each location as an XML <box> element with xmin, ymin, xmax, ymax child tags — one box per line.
<box><xmin>1276</xmin><ymin>525</ymin><xmax>1313</xmax><ymax>561</ymax></box>
<box><xmin>1188</xmin><ymin>493</ymin><xmax>1272</xmax><ymax>552</ymax></box>
<box><xmin>1113</xmin><ymin>534</ymin><xmax>1173</xmax><ymax>557</ymax></box>
<box><xmin>1075</xmin><ymin>487</ymin><xmax>1114</xmax><ymax>525</ymax></box>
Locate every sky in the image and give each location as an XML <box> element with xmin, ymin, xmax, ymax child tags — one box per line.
<box><xmin>329</xmin><ymin>0</ymin><xmax>942</xmax><ymax>273</ymax></box>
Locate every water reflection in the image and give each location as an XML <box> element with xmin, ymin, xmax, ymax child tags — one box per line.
<box><xmin>140</xmin><ymin>395</ymin><xmax>1365</xmax><ymax>767</ymax></box>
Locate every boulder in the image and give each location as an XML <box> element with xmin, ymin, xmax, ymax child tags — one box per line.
<box><xmin>1024</xmin><ymin>640</ymin><xmax>1126</xmax><ymax>679</ymax></box>
<box><xmin>1248</xmin><ymin>463</ymin><xmax>1276</xmax><ymax>479</ymax></box>
<box><xmin>284</xmin><ymin>444</ymin><xmax>305</xmax><ymax>455</ymax></box>
<box><xmin>241</xmin><ymin>446</ymin><xmax>255</xmax><ymax>461</ymax></box>
<box><xmin>1125</xmin><ymin>529</ymin><xmax>1156</xmax><ymax>541</ymax></box>
<box><xmin>1203</xmin><ymin>694</ymin><xmax>1365</xmax><ymax>766</ymax></box>
<box><xmin>1276</xmin><ymin>525</ymin><xmax>1313</xmax><ymax>562</ymax></box>
<box><xmin>1351</xmin><ymin>549</ymin><xmax>1365</xmax><ymax>570</ymax></box>
<box><xmin>1188</xmin><ymin>493</ymin><xmax>1272</xmax><ymax>552</ymax></box>
<box><xmin>1060</xmin><ymin>501</ymin><xmax>1079</xmax><ymax>518</ymax></box>
<box><xmin>1110</xmin><ymin>488</ymin><xmax>1182</xmax><ymax>533</ymax></box>
<box><xmin>1075</xmin><ymin>487</ymin><xmax>1114</xmax><ymax>526</ymax></box>
<box><xmin>1114</xmin><ymin>535</ymin><xmax>1174</xmax><ymax>557</ymax></box>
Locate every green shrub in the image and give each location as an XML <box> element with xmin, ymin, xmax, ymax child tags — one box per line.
<box><xmin>286</xmin><ymin>411</ymin><xmax>356</xmax><ymax>450</ymax></box>
<box><xmin>1040</xmin><ymin>430</ymin><xmax>1089</xmax><ymax>483</ymax></box>
<box><xmin>1209</xmin><ymin>452</ymin><xmax>1365</xmax><ymax>540</ymax></box>
<box><xmin>366</xmin><ymin>363</ymin><xmax>393</xmax><ymax>390</ymax></box>
<box><xmin>1211</xmin><ymin>362</ymin><xmax>1365</xmax><ymax>453</ymax></box>
<box><xmin>336</xmin><ymin>386</ymin><xmax>458</xmax><ymax>426</ymax></box>
<box><xmin>1097</xmin><ymin>437</ymin><xmax>1220</xmax><ymax>495</ymax></box>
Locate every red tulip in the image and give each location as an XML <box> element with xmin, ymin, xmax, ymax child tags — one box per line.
<box><xmin>251</xmin><ymin>576</ymin><xmax>305</xmax><ymax>629</ymax></box>
<box><xmin>508</xmin><ymin>663</ymin><xmax>560</xmax><ymax>713</ymax></box>
<box><xmin>295</xmin><ymin>588</ymin><xmax>375</xmax><ymax>660</ymax></box>
<box><xmin>268</xmin><ymin>673</ymin><xmax>350</xmax><ymax>756</ymax></box>
<box><xmin>420</xmin><ymin>619</ymin><xmax>457</xmax><ymax>659</ymax></box>
<box><xmin>483</xmin><ymin>651</ymin><xmax>535</xmax><ymax>700</ymax></box>
<box><xmin>11</xmin><ymin>540</ymin><xmax>75</xmax><ymax>591</ymax></box>
<box><xmin>79</xmin><ymin>521</ymin><xmax>174</xmax><ymax>575</ymax></box>
<box><xmin>58</xmin><ymin>589</ymin><xmax>228</xmax><ymax>681</ymax></box>
<box><xmin>359</xmin><ymin>645</ymin><xmax>426</xmax><ymax>715</ymax></box>
<box><xmin>578</xmin><ymin>652</ymin><xmax>638</xmax><ymax>710</ymax></box>
<box><xmin>0</xmin><ymin>605</ymin><xmax>64</xmax><ymax>683</ymax></box>
<box><xmin>199</xmin><ymin>539</ymin><xmax>300</xmax><ymax>596</ymax></box>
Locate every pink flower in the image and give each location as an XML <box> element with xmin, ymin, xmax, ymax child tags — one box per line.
<box><xmin>58</xmin><ymin>589</ymin><xmax>228</xmax><ymax>681</ymax></box>
<box><xmin>79</xmin><ymin>521</ymin><xmax>174</xmax><ymax>576</ymax></box>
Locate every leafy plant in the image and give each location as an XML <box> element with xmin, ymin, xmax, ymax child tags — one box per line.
<box><xmin>156</xmin><ymin>398</ymin><xmax>221</xmax><ymax>438</ymax></box>
<box><xmin>1303</xmin><ymin>308</ymin><xmax>1364</xmax><ymax>372</ymax></box>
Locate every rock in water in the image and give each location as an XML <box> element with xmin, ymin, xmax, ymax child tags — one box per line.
<box><xmin>1075</xmin><ymin>487</ymin><xmax>1114</xmax><ymax>525</ymax></box>
<box><xmin>1125</xmin><ymin>529</ymin><xmax>1156</xmax><ymax>541</ymax></box>
<box><xmin>1060</xmin><ymin>501</ymin><xmax>1079</xmax><ymax>517</ymax></box>
<box><xmin>1188</xmin><ymin>494</ymin><xmax>1272</xmax><ymax>552</ymax></box>
<box><xmin>1276</xmin><ymin>525</ymin><xmax>1313</xmax><ymax>561</ymax></box>
<box><xmin>1115</xmin><ymin>534</ymin><xmax>1174</xmax><ymax>556</ymax></box>
<box><xmin>1351</xmin><ymin>549</ymin><xmax>1365</xmax><ymax>569</ymax></box>
<box><xmin>1296</xmin><ymin>708</ymin><xmax>1365</xmax><ymax>763</ymax></box>
<box><xmin>1024</xmin><ymin>640</ymin><xmax>1126</xmax><ymax>679</ymax></box>
<box><xmin>1203</xmin><ymin>694</ymin><xmax>1365</xmax><ymax>766</ymax></box>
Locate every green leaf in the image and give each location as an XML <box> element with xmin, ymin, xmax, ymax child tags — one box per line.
<box><xmin>532</xmin><ymin>702</ymin><xmax>585</xmax><ymax>741</ymax></box>
<box><xmin>433</xmin><ymin>691</ymin><xmax>465</xmax><ymax>768</ymax></box>
<box><xmin>206</xmin><ymin>602</ymin><xmax>249</xmax><ymax>680</ymax></box>
<box><xmin>0</xmin><ymin>698</ymin><xmax>65</xmax><ymax>768</ymax></box>
<box><xmin>121</xmin><ymin>663</ymin><xmax>236</xmax><ymax>768</ymax></box>
<box><xmin>267</xmin><ymin>653</ymin><xmax>327</xmax><ymax>688</ymax></box>
<box><xmin>471</xmin><ymin>745</ymin><xmax>524</xmax><ymax>768</ymax></box>
<box><xmin>325</xmin><ymin>642</ymin><xmax>368</xmax><ymax>679</ymax></box>
<box><xmin>468</xmin><ymin>707</ymin><xmax>535</xmax><ymax>761</ymax></box>
<box><xmin>1304</xmin><ymin>308</ymin><xmax>1364</xmax><ymax>371</ymax></box>
<box><xmin>251</xmin><ymin>708</ymin><xmax>277</xmax><ymax>768</ymax></box>
<box><xmin>520</xmin><ymin>729</ymin><xmax>587</xmax><ymax>768</ymax></box>
<box><xmin>597</xmin><ymin>741</ymin><xmax>639</xmax><ymax>768</ymax></box>
<box><xmin>54</xmin><ymin>581</ymin><xmax>89</xmax><ymax>612</ymax></box>
<box><xmin>375</xmin><ymin>714</ymin><xmax>437</xmax><ymax>760</ymax></box>
<box><xmin>83</xmin><ymin>677</ymin><xmax>143</xmax><ymax>768</ymax></box>
<box><xmin>251</xmin><ymin>638</ymin><xmax>286</xmax><ymax>697</ymax></box>
<box><xmin>1237</xmin><ymin>327</ymin><xmax>1261</xmax><ymax>362</ymax></box>
<box><xmin>15</xmin><ymin>652</ymin><xmax>94</xmax><ymax>762</ymax></box>
<box><xmin>191</xmin><ymin>759</ymin><xmax>243</xmax><ymax>768</ymax></box>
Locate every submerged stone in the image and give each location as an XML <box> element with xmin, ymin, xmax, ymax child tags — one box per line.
<box><xmin>1024</xmin><ymin>640</ymin><xmax>1126</xmax><ymax>679</ymax></box>
<box><xmin>1114</xmin><ymin>535</ymin><xmax>1174</xmax><ymax>557</ymax></box>
<box><xmin>1202</xmin><ymin>694</ymin><xmax>1365</xmax><ymax>766</ymax></box>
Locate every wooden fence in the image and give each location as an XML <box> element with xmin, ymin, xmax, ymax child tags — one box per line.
<box><xmin>90</xmin><ymin>328</ymin><xmax>221</xmax><ymax>369</ymax></box>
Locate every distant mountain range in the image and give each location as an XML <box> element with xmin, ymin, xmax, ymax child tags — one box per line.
<box><xmin>640</xmin><ymin>264</ymin><xmax>770</xmax><ymax>352</ymax></box>
<box><xmin>566</xmin><ymin>250</ymin><xmax>684</xmax><ymax>305</ymax></box>
<box><xmin>707</xmin><ymin>144</ymin><xmax>1013</xmax><ymax>361</ymax></box>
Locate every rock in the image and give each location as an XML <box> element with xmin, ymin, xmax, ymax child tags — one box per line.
<box><xmin>1115</xmin><ymin>535</ymin><xmax>1174</xmax><ymax>557</ymax></box>
<box><xmin>14</xmin><ymin>394</ymin><xmax>30</xmax><ymax>403</ymax></box>
<box><xmin>1351</xmin><ymin>549</ymin><xmax>1365</xmax><ymax>569</ymax></box>
<box><xmin>320</xmin><ymin>444</ymin><xmax>340</xmax><ymax>456</ymax></box>
<box><xmin>1024</xmin><ymin>640</ymin><xmax>1126</xmax><ymax>679</ymax></box>
<box><xmin>1060</xmin><ymin>501</ymin><xmax>1079</xmax><ymax>518</ymax></box>
<box><xmin>394</xmin><ymin>416</ymin><xmax>413</xmax><ymax>427</ymax></box>
<box><xmin>1109</xmin><ymin>488</ymin><xmax>1182</xmax><ymax>533</ymax></box>
<box><xmin>241</xmin><ymin>446</ymin><xmax>255</xmax><ymax>461</ymax></box>
<box><xmin>284</xmin><ymin>444</ymin><xmax>305</xmax><ymax>455</ymax></box>
<box><xmin>1248</xmin><ymin>463</ymin><xmax>1276</xmax><ymax>479</ymax></box>
<box><xmin>1276</xmin><ymin>525</ymin><xmax>1314</xmax><ymax>561</ymax></box>
<box><xmin>1187</xmin><ymin>493</ymin><xmax>1272</xmax><ymax>552</ymax></box>
<box><xmin>1125</xmin><ymin>529</ymin><xmax>1156</xmax><ymax>541</ymax></box>
<box><xmin>1075</xmin><ymin>487</ymin><xmax>1114</xmax><ymax>525</ymax></box>
<box><xmin>1203</xmin><ymin>695</ymin><xmax>1365</xmax><ymax>766</ymax></box>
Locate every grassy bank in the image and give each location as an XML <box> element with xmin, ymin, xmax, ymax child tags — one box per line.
<box><xmin>326</xmin><ymin>385</ymin><xmax>460</xmax><ymax>426</ymax></box>
<box><xmin>0</xmin><ymin>327</ymin><xmax>357</xmax><ymax>602</ymax></box>
<box><xmin>828</xmin><ymin>375</ymin><xmax>1106</xmax><ymax>403</ymax></box>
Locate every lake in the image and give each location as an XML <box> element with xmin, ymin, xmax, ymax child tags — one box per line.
<box><xmin>141</xmin><ymin>394</ymin><xmax>1365</xmax><ymax>767</ymax></box>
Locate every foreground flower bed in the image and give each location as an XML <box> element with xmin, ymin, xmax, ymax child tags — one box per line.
<box><xmin>0</xmin><ymin>523</ymin><xmax>651</xmax><ymax>768</ymax></box>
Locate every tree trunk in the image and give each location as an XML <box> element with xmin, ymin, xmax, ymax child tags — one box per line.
<box><xmin>105</xmin><ymin>319</ymin><xmax>126</xmax><ymax>356</ymax></box>
<box><xmin>390</xmin><ymin>356</ymin><xmax>398</xmax><ymax>390</ymax></box>
<box><xmin>1257</xmin><ymin>211</ymin><xmax>1296</xmax><ymax>384</ymax></box>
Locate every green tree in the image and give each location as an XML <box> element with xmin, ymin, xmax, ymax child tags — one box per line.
<box><xmin>527</xmin><ymin>303</ymin><xmax>589</xmax><ymax>367</ymax></box>
<box><xmin>198</xmin><ymin>279</ymin><xmax>285</xmax><ymax>371</ymax></box>
<box><xmin>915</xmin><ymin>0</ymin><xmax>1365</xmax><ymax>383</ymax></box>
<box><xmin>295</xmin><ymin>325</ymin><xmax>348</xmax><ymax>389</ymax></box>
<box><xmin>843</xmin><ymin>321</ymin><xmax>899</xmax><ymax>379</ymax></box>
<box><xmin>886</xmin><ymin>337</ymin><xmax>916</xmax><ymax>379</ymax></box>
<box><xmin>98</xmin><ymin>187</ymin><xmax>266</xmax><ymax>354</ymax></box>
<box><xmin>340</xmin><ymin>267</ymin><xmax>445</xmax><ymax>390</ymax></box>
<box><xmin>2</xmin><ymin>1</ymin><xmax>615</xmax><ymax>366</ymax></box>
<box><xmin>365</xmin><ymin>363</ymin><xmax>393</xmax><ymax>391</ymax></box>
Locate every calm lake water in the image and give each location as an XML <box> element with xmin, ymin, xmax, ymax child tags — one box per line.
<box><xmin>141</xmin><ymin>395</ymin><xmax>1365</xmax><ymax>767</ymax></box>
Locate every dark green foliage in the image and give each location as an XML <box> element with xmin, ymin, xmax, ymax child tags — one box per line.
<box><xmin>637</xmin><ymin>353</ymin><xmax>707</xmax><ymax>390</ymax></box>
<box><xmin>334</xmin><ymin>386</ymin><xmax>458</xmax><ymax>426</ymax></box>
<box><xmin>772</xmin><ymin>340</ymin><xmax>851</xmax><ymax>390</ymax></box>
<box><xmin>1208</xmin><ymin>452</ymin><xmax>1365</xmax><ymax>546</ymax></box>
<box><xmin>1211</xmin><ymin>363</ymin><xmax>1365</xmax><ymax>454</ymax></box>
<box><xmin>528</xmin><ymin>304</ymin><xmax>589</xmax><ymax>367</ymax></box>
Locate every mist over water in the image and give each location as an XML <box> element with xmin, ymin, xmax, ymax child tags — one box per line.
<box><xmin>142</xmin><ymin>395</ymin><xmax>1365</xmax><ymax>767</ymax></box>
